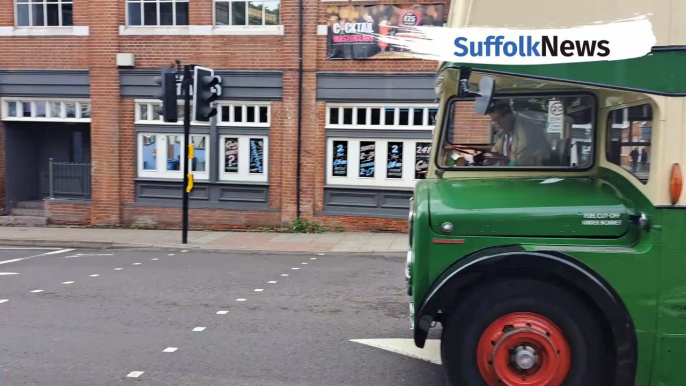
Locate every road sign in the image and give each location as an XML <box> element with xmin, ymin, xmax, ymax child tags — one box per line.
<box><xmin>547</xmin><ymin>100</ymin><xmax>564</xmax><ymax>134</ymax></box>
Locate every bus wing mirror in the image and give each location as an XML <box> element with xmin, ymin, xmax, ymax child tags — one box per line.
<box><xmin>474</xmin><ymin>76</ymin><xmax>495</xmax><ymax>115</ymax></box>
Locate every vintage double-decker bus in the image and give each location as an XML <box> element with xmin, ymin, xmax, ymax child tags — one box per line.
<box><xmin>407</xmin><ymin>1</ymin><xmax>686</xmax><ymax>385</ymax></box>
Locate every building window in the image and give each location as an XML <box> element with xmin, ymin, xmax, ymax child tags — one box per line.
<box><xmin>137</xmin><ymin>133</ymin><xmax>210</xmax><ymax>180</ymax></box>
<box><xmin>219</xmin><ymin>135</ymin><xmax>269</xmax><ymax>182</ymax></box>
<box><xmin>16</xmin><ymin>0</ymin><xmax>73</xmax><ymax>27</ymax></box>
<box><xmin>327</xmin><ymin>138</ymin><xmax>432</xmax><ymax>188</ymax></box>
<box><xmin>214</xmin><ymin>1</ymin><xmax>280</xmax><ymax>26</ymax></box>
<box><xmin>606</xmin><ymin>104</ymin><xmax>653</xmax><ymax>184</ymax></box>
<box><xmin>135</xmin><ymin>101</ymin><xmax>196</xmax><ymax>124</ymax></box>
<box><xmin>217</xmin><ymin>103</ymin><xmax>270</xmax><ymax>127</ymax></box>
<box><xmin>127</xmin><ymin>0</ymin><xmax>189</xmax><ymax>26</ymax></box>
<box><xmin>326</xmin><ymin>104</ymin><xmax>438</xmax><ymax>129</ymax></box>
<box><xmin>1</xmin><ymin>98</ymin><xmax>90</xmax><ymax>122</ymax></box>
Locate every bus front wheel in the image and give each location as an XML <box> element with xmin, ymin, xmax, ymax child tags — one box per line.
<box><xmin>440</xmin><ymin>278</ymin><xmax>610</xmax><ymax>386</ymax></box>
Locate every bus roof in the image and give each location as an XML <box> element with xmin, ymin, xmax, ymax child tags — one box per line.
<box><xmin>443</xmin><ymin>0</ymin><xmax>686</xmax><ymax>95</ymax></box>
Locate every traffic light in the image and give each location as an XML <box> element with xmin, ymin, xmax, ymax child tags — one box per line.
<box><xmin>153</xmin><ymin>67</ymin><xmax>178</xmax><ymax>123</ymax></box>
<box><xmin>193</xmin><ymin>66</ymin><xmax>221</xmax><ymax>122</ymax></box>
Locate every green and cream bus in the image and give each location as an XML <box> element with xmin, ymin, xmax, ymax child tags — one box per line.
<box><xmin>407</xmin><ymin>1</ymin><xmax>686</xmax><ymax>385</ymax></box>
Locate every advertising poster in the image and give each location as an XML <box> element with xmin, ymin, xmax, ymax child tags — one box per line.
<box><xmin>387</xmin><ymin>142</ymin><xmax>403</xmax><ymax>178</ymax></box>
<box><xmin>414</xmin><ymin>142</ymin><xmax>431</xmax><ymax>179</ymax></box>
<box><xmin>359</xmin><ymin>141</ymin><xmax>376</xmax><ymax>177</ymax></box>
<box><xmin>225</xmin><ymin>138</ymin><xmax>239</xmax><ymax>173</ymax></box>
<box><xmin>326</xmin><ymin>4</ymin><xmax>444</xmax><ymax>60</ymax></box>
<box><xmin>249</xmin><ymin>138</ymin><xmax>264</xmax><ymax>174</ymax></box>
<box><xmin>332</xmin><ymin>141</ymin><xmax>348</xmax><ymax>176</ymax></box>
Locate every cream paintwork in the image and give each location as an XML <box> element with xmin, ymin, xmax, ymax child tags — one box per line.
<box><xmin>428</xmin><ymin>68</ymin><xmax>686</xmax><ymax>206</ymax></box>
<box><xmin>446</xmin><ymin>0</ymin><xmax>684</xmax><ymax>47</ymax></box>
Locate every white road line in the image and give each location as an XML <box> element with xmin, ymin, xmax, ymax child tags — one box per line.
<box><xmin>168</xmin><ymin>254</ymin><xmax>175</xmax><ymax>256</ymax></box>
<box><xmin>216</xmin><ymin>311</ymin><xmax>229</xmax><ymax>315</ymax></box>
<box><xmin>291</xmin><ymin>267</ymin><xmax>300</xmax><ymax>270</ymax></box>
<box><xmin>0</xmin><ymin>272</ymin><xmax>20</xmax><ymax>275</ymax></box>
<box><xmin>75</xmin><ymin>253</ymin><xmax>113</xmax><ymax>256</ymax></box>
<box><xmin>236</xmin><ymin>298</ymin><xmax>246</xmax><ymax>302</ymax></box>
<box><xmin>127</xmin><ymin>371</ymin><xmax>144</xmax><ymax>378</ymax></box>
<box><xmin>317</xmin><ymin>253</ymin><xmax>325</xmax><ymax>256</ymax></box>
<box><xmin>30</xmin><ymin>290</ymin><xmax>44</xmax><ymax>293</ymax></box>
<box><xmin>163</xmin><ymin>347</ymin><xmax>178</xmax><ymax>353</ymax></box>
<box><xmin>151</xmin><ymin>258</ymin><xmax>159</xmax><ymax>261</ymax></box>
<box><xmin>90</xmin><ymin>274</ymin><xmax>99</xmax><ymax>277</ymax></box>
<box><xmin>181</xmin><ymin>250</ymin><xmax>188</xmax><ymax>253</ymax></box>
<box><xmin>0</xmin><ymin>299</ymin><xmax>8</xmax><ymax>304</ymax></box>
<box><xmin>301</xmin><ymin>262</ymin><xmax>308</xmax><ymax>265</ymax></box>
<box><xmin>254</xmin><ymin>289</ymin><xmax>264</xmax><ymax>292</ymax></box>
<box><xmin>133</xmin><ymin>263</ymin><xmax>141</xmax><ymax>265</ymax></box>
<box><xmin>192</xmin><ymin>327</ymin><xmax>206</xmax><ymax>332</ymax></box>
<box><xmin>310</xmin><ymin>257</ymin><xmax>317</xmax><ymax>260</ymax></box>
<box><xmin>281</xmin><ymin>274</ymin><xmax>289</xmax><ymax>277</ymax></box>
<box><xmin>0</xmin><ymin>248</ymin><xmax>74</xmax><ymax>266</ymax></box>
<box><xmin>114</xmin><ymin>268</ymin><xmax>123</xmax><ymax>270</ymax></box>
<box><xmin>62</xmin><ymin>281</ymin><xmax>75</xmax><ymax>284</ymax></box>
<box><xmin>268</xmin><ymin>281</ymin><xmax>277</xmax><ymax>284</ymax></box>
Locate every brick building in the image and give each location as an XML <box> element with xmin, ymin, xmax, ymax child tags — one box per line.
<box><xmin>0</xmin><ymin>0</ymin><xmax>449</xmax><ymax>231</ymax></box>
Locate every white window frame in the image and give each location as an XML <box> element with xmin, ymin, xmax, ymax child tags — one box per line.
<box><xmin>134</xmin><ymin>99</ymin><xmax>210</xmax><ymax>126</ymax></box>
<box><xmin>212</xmin><ymin>0</ymin><xmax>282</xmax><ymax>27</ymax></box>
<box><xmin>14</xmin><ymin>0</ymin><xmax>74</xmax><ymax>27</ymax></box>
<box><xmin>137</xmin><ymin>133</ymin><xmax>210</xmax><ymax>180</ymax></box>
<box><xmin>216</xmin><ymin>102</ymin><xmax>271</xmax><ymax>127</ymax></box>
<box><xmin>325</xmin><ymin>103</ymin><xmax>439</xmax><ymax>130</ymax></box>
<box><xmin>1</xmin><ymin>98</ymin><xmax>91</xmax><ymax>122</ymax></box>
<box><xmin>326</xmin><ymin>138</ymin><xmax>432</xmax><ymax>188</ymax></box>
<box><xmin>219</xmin><ymin>135</ymin><xmax>269</xmax><ymax>183</ymax></box>
<box><xmin>126</xmin><ymin>0</ymin><xmax>189</xmax><ymax>27</ymax></box>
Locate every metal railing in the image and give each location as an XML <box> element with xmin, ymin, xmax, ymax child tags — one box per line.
<box><xmin>49</xmin><ymin>158</ymin><xmax>92</xmax><ymax>199</ymax></box>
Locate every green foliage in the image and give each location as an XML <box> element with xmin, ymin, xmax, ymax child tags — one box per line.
<box><xmin>292</xmin><ymin>218</ymin><xmax>327</xmax><ymax>234</ymax></box>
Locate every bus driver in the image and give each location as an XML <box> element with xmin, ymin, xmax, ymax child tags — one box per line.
<box><xmin>488</xmin><ymin>102</ymin><xmax>552</xmax><ymax>166</ymax></box>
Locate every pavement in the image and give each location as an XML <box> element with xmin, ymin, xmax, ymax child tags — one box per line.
<box><xmin>0</xmin><ymin>247</ymin><xmax>444</xmax><ymax>386</ymax></box>
<box><xmin>0</xmin><ymin>227</ymin><xmax>408</xmax><ymax>254</ymax></box>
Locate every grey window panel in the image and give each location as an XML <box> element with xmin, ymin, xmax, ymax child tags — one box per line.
<box><xmin>217</xmin><ymin>186</ymin><xmax>267</xmax><ymax>203</ymax></box>
<box><xmin>120</xmin><ymin>69</ymin><xmax>282</xmax><ymax>100</ymax></box>
<box><xmin>316</xmin><ymin>208</ymin><xmax>409</xmax><ymax>219</ymax></box>
<box><xmin>317</xmin><ymin>72</ymin><xmax>435</xmax><ymax>102</ymax></box>
<box><xmin>380</xmin><ymin>193</ymin><xmax>412</xmax><ymax>209</ymax></box>
<box><xmin>138</xmin><ymin>183</ymin><xmax>209</xmax><ymax>200</ymax></box>
<box><xmin>325</xmin><ymin>129</ymin><xmax>433</xmax><ymax>139</ymax></box>
<box><xmin>126</xmin><ymin>200</ymin><xmax>273</xmax><ymax>211</ymax></box>
<box><xmin>325</xmin><ymin>190</ymin><xmax>377</xmax><ymax>208</ymax></box>
<box><xmin>0</xmin><ymin>70</ymin><xmax>90</xmax><ymax>98</ymax></box>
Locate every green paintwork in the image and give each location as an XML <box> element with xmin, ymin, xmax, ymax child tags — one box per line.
<box><xmin>409</xmin><ymin>167</ymin><xmax>686</xmax><ymax>385</ymax></box>
<box><xmin>428</xmin><ymin>177</ymin><xmax>634</xmax><ymax>238</ymax></box>
<box><xmin>443</xmin><ymin>50</ymin><xmax>686</xmax><ymax>95</ymax></box>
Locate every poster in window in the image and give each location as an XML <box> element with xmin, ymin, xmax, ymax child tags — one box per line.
<box><xmin>359</xmin><ymin>141</ymin><xmax>376</xmax><ymax>177</ymax></box>
<box><xmin>387</xmin><ymin>142</ymin><xmax>403</xmax><ymax>178</ymax></box>
<box><xmin>332</xmin><ymin>141</ymin><xmax>348</xmax><ymax>176</ymax></box>
<box><xmin>225</xmin><ymin>138</ymin><xmax>239</xmax><ymax>173</ymax></box>
<box><xmin>249</xmin><ymin>138</ymin><xmax>264</xmax><ymax>174</ymax></box>
<box><xmin>414</xmin><ymin>142</ymin><xmax>431</xmax><ymax>179</ymax></box>
<box><xmin>326</xmin><ymin>4</ymin><xmax>445</xmax><ymax>60</ymax></box>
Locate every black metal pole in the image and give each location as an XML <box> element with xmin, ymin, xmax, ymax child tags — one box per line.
<box><xmin>295</xmin><ymin>0</ymin><xmax>304</xmax><ymax>219</ymax></box>
<box><xmin>182</xmin><ymin>64</ymin><xmax>191</xmax><ymax>244</ymax></box>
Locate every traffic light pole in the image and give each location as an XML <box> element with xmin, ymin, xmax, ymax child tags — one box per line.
<box><xmin>181</xmin><ymin>64</ymin><xmax>192</xmax><ymax>244</ymax></box>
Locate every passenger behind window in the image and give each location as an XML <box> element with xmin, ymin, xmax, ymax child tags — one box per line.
<box><xmin>488</xmin><ymin>102</ymin><xmax>552</xmax><ymax>166</ymax></box>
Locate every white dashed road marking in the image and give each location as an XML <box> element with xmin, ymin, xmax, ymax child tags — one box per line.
<box><xmin>301</xmin><ymin>262</ymin><xmax>308</xmax><ymax>265</ymax></box>
<box><xmin>281</xmin><ymin>274</ymin><xmax>289</xmax><ymax>277</ymax></box>
<box><xmin>151</xmin><ymin>258</ymin><xmax>159</xmax><ymax>261</ymax></box>
<box><xmin>163</xmin><ymin>347</ymin><xmax>178</xmax><ymax>353</ymax></box>
<box><xmin>0</xmin><ymin>248</ymin><xmax>76</xmax><ymax>266</ymax></box>
<box><xmin>217</xmin><ymin>311</ymin><xmax>229</xmax><ymax>315</ymax></box>
<box><xmin>318</xmin><ymin>253</ymin><xmax>325</xmax><ymax>256</ymax></box>
<box><xmin>268</xmin><ymin>281</ymin><xmax>277</xmax><ymax>284</ymax></box>
<box><xmin>62</xmin><ymin>281</ymin><xmax>75</xmax><ymax>285</ymax></box>
<box><xmin>133</xmin><ymin>263</ymin><xmax>141</xmax><ymax>265</ymax></box>
<box><xmin>0</xmin><ymin>299</ymin><xmax>8</xmax><ymax>304</ymax></box>
<box><xmin>236</xmin><ymin>298</ymin><xmax>246</xmax><ymax>302</ymax></box>
<box><xmin>181</xmin><ymin>250</ymin><xmax>188</xmax><ymax>253</ymax></box>
<box><xmin>254</xmin><ymin>289</ymin><xmax>264</xmax><ymax>292</ymax></box>
<box><xmin>311</xmin><ymin>257</ymin><xmax>317</xmax><ymax>260</ymax></box>
<box><xmin>30</xmin><ymin>290</ymin><xmax>44</xmax><ymax>293</ymax></box>
<box><xmin>90</xmin><ymin>274</ymin><xmax>99</xmax><ymax>277</ymax></box>
<box><xmin>168</xmin><ymin>254</ymin><xmax>175</xmax><ymax>256</ymax></box>
<box><xmin>114</xmin><ymin>268</ymin><xmax>123</xmax><ymax>270</ymax></box>
<box><xmin>127</xmin><ymin>371</ymin><xmax>144</xmax><ymax>378</ymax></box>
<box><xmin>0</xmin><ymin>272</ymin><xmax>20</xmax><ymax>275</ymax></box>
<box><xmin>291</xmin><ymin>268</ymin><xmax>300</xmax><ymax>270</ymax></box>
<box><xmin>192</xmin><ymin>327</ymin><xmax>206</xmax><ymax>332</ymax></box>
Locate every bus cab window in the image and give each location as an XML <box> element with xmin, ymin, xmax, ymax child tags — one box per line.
<box><xmin>606</xmin><ymin>104</ymin><xmax>652</xmax><ymax>184</ymax></box>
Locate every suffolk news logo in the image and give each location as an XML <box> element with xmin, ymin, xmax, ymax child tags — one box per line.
<box><xmin>371</xmin><ymin>16</ymin><xmax>656</xmax><ymax>65</ymax></box>
<box><xmin>453</xmin><ymin>36</ymin><xmax>610</xmax><ymax>58</ymax></box>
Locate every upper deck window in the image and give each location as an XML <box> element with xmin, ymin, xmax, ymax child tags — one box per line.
<box><xmin>438</xmin><ymin>95</ymin><xmax>595</xmax><ymax>169</ymax></box>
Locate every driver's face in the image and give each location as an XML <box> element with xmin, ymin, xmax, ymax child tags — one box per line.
<box><xmin>489</xmin><ymin>110</ymin><xmax>513</xmax><ymax>133</ymax></box>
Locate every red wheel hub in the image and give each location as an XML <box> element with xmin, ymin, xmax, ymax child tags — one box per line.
<box><xmin>477</xmin><ymin>312</ymin><xmax>571</xmax><ymax>386</ymax></box>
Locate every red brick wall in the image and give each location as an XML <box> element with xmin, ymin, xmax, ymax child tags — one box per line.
<box><xmin>122</xmin><ymin>206</ymin><xmax>282</xmax><ymax>229</ymax></box>
<box><xmin>316</xmin><ymin>215</ymin><xmax>408</xmax><ymax>232</ymax></box>
<box><xmin>45</xmin><ymin>201</ymin><xmax>92</xmax><ymax>225</ymax></box>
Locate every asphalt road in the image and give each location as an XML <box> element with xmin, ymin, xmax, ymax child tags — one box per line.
<box><xmin>0</xmin><ymin>247</ymin><xmax>445</xmax><ymax>386</ymax></box>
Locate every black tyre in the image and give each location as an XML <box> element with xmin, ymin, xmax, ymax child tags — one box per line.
<box><xmin>440</xmin><ymin>278</ymin><xmax>610</xmax><ymax>386</ymax></box>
